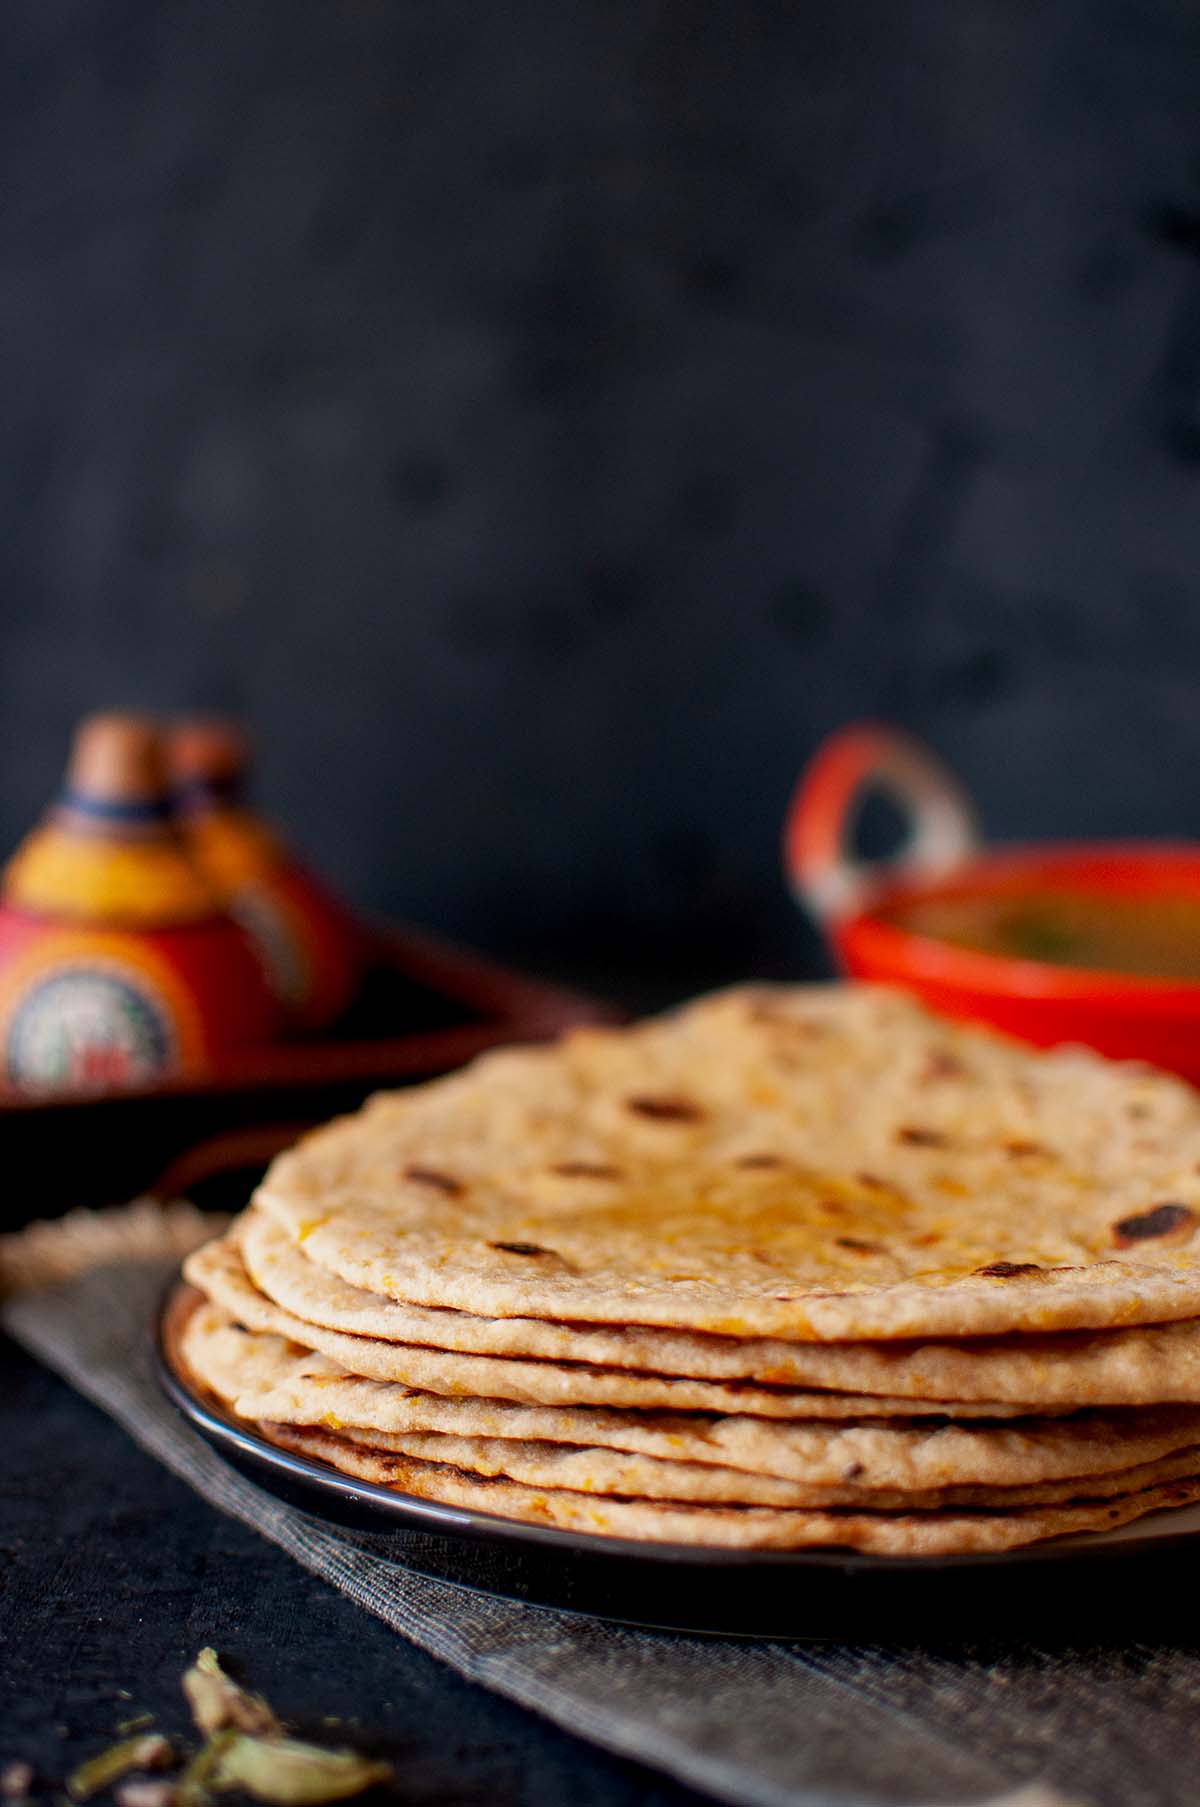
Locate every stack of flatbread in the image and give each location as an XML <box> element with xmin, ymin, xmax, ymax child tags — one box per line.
<box><xmin>180</xmin><ymin>984</ymin><xmax>1200</xmax><ymax>1555</ymax></box>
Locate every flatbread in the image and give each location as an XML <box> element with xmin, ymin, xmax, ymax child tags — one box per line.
<box><xmin>187</xmin><ymin>1238</ymin><xmax>1045</xmax><ymax>1420</ymax></box>
<box><xmin>254</xmin><ymin>984</ymin><xmax>1200</xmax><ymax>1340</ymax></box>
<box><xmin>241</xmin><ymin>1207</ymin><xmax>1200</xmax><ymax>1408</ymax></box>
<box><xmin>344</xmin><ymin>1429</ymin><xmax>1200</xmax><ymax>1512</ymax></box>
<box><xmin>259</xmin><ymin>1422</ymin><xmax>1200</xmax><ymax>1553</ymax></box>
<box><xmin>178</xmin><ymin>1294</ymin><xmax>1074</xmax><ymax>1485</ymax></box>
<box><xmin>178</xmin><ymin>1301</ymin><xmax>1200</xmax><ymax>1490</ymax></box>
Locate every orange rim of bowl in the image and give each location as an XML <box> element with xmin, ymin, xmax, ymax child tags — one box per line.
<box><xmin>836</xmin><ymin>841</ymin><xmax>1200</xmax><ymax>1012</ymax></box>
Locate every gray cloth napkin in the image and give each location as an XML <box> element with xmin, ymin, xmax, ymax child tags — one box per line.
<box><xmin>3</xmin><ymin>1236</ymin><xmax>1160</xmax><ymax>1807</ymax></box>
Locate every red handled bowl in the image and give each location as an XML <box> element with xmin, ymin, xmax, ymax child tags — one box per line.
<box><xmin>784</xmin><ymin>723</ymin><xmax>1200</xmax><ymax>1083</ymax></box>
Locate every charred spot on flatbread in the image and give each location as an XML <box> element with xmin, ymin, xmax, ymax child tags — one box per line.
<box><xmin>974</xmin><ymin>1261</ymin><xmax>1044</xmax><ymax>1279</ymax></box>
<box><xmin>550</xmin><ymin>1161</ymin><xmax>623</xmax><ymax>1179</ymax></box>
<box><xmin>835</xmin><ymin>1236</ymin><xmax>883</xmax><ymax>1255</ymax></box>
<box><xmin>895</xmin><ymin>1125</ymin><xmax>949</xmax><ymax>1148</ymax></box>
<box><xmin>855</xmin><ymin>1171</ymin><xmax>899</xmax><ymax>1193</ymax></box>
<box><xmin>624</xmin><ymin>1095</ymin><xmax>704</xmax><ymax>1122</ymax></box>
<box><xmin>403</xmin><ymin>1166</ymin><xmax>464</xmax><ymax>1196</ymax></box>
<box><xmin>1112</xmin><ymin>1203</ymin><xmax>1198</xmax><ymax>1248</ymax></box>
<box><xmin>919</xmin><ymin>1050</ymin><xmax>968</xmax><ymax>1083</ymax></box>
<box><xmin>489</xmin><ymin>1240</ymin><xmax>558</xmax><ymax>1258</ymax></box>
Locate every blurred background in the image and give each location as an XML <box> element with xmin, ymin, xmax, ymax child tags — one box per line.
<box><xmin>4</xmin><ymin>0</ymin><xmax>1199</xmax><ymax>1000</ymax></box>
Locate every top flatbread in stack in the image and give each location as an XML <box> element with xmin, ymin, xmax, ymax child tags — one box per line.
<box><xmin>235</xmin><ymin>1207</ymin><xmax>1200</xmax><ymax>1407</ymax></box>
<box><xmin>178</xmin><ymin>983</ymin><xmax>1200</xmax><ymax>1553</ymax></box>
<box><xmin>254</xmin><ymin>984</ymin><xmax>1200</xmax><ymax>1338</ymax></box>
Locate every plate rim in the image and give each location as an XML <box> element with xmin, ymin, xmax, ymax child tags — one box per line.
<box><xmin>154</xmin><ymin>1279</ymin><xmax>1200</xmax><ymax>1576</ymax></box>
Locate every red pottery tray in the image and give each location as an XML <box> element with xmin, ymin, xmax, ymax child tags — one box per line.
<box><xmin>0</xmin><ymin>918</ymin><xmax>613</xmax><ymax>1224</ymax></box>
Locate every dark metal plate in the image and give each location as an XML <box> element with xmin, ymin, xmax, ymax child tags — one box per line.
<box><xmin>155</xmin><ymin>1282</ymin><xmax>1200</xmax><ymax>1639</ymax></box>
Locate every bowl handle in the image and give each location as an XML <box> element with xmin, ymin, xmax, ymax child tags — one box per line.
<box><xmin>783</xmin><ymin>724</ymin><xmax>979</xmax><ymax>924</ymax></box>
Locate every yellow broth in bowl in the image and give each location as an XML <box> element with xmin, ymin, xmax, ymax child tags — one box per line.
<box><xmin>882</xmin><ymin>889</ymin><xmax>1200</xmax><ymax>980</ymax></box>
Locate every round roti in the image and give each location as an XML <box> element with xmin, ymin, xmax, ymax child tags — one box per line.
<box><xmin>344</xmin><ymin>1428</ymin><xmax>1200</xmax><ymax>1512</ymax></box>
<box><xmin>187</xmin><ymin>1236</ymin><xmax>1045</xmax><ymax>1420</ymax></box>
<box><xmin>258</xmin><ymin>1421</ymin><xmax>1200</xmax><ymax>1553</ymax></box>
<box><xmin>178</xmin><ymin>1300</ymin><xmax>1200</xmax><ymax>1491</ymax></box>
<box><xmin>241</xmin><ymin>1207</ymin><xmax>1200</xmax><ymax>1407</ymax></box>
<box><xmin>254</xmin><ymin>985</ymin><xmax>1200</xmax><ymax>1340</ymax></box>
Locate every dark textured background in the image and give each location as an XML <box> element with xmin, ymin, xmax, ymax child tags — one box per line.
<box><xmin>5</xmin><ymin>0</ymin><xmax>1200</xmax><ymax>987</ymax></box>
<box><xmin>7</xmin><ymin>13</ymin><xmax>1200</xmax><ymax>1788</ymax></box>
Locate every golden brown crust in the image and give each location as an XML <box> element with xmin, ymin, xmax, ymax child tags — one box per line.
<box><xmin>258</xmin><ymin>1421</ymin><xmax>1200</xmax><ymax>1554</ymax></box>
<box><xmin>238</xmin><ymin>1209</ymin><xmax>1200</xmax><ymax>1407</ymax></box>
<box><xmin>178</xmin><ymin>1302</ymin><xmax>1200</xmax><ymax>1492</ymax></box>
<box><xmin>254</xmin><ymin>985</ymin><xmax>1200</xmax><ymax>1340</ymax></box>
<box><xmin>186</xmin><ymin>1236</ymin><xmax>1041</xmax><ymax>1420</ymax></box>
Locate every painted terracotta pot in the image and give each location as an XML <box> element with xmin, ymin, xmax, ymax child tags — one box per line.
<box><xmin>0</xmin><ymin>905</ymin><xmax>276</xmax><ymax>1091</ymax></box>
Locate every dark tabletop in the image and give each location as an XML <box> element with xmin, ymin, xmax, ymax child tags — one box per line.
<box><xmin>0</xmin><ymin>1336</ymin><xmax>701</xmax><ymax>1805</ymax></box>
